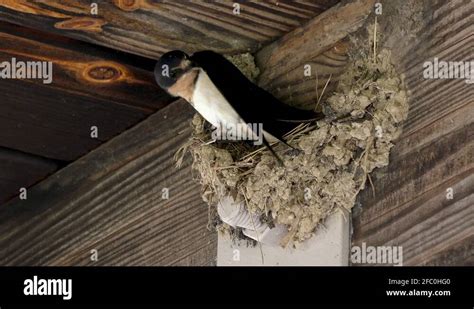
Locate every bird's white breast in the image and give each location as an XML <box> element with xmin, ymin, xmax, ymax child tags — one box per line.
<box><xmin>191</xmin><ymin>69</ymin><xmax>243</xmax><ymax>128</ymax></box>
<box><xmin>190</xmin><ymin>69</ymin><xmax>278</xmax><ymax>143</ymax></box>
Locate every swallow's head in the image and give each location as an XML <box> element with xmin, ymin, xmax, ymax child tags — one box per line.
<box><xmin>154</xmin><ymin>50</ymin><xmax>196</xmax><ymax>97</ymax></box>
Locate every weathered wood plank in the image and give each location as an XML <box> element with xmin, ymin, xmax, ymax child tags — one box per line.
<box><xmin>353</xmin><ymin>123</ymin><xmax>474</xmax><ymax>264</ymax></box>
<box><xmin>0</xmin><ymin>79</ymin><xmax>144</xmax><ymax>161</ymax></box>
<box><xmin>0</xmin><ymin>22</ymin><xmax>174</xmax><ymax>161</ymax></box>
<box><xmin>0</xmin><ymin>22</ymin><xmax>172</xmax><ymax>110</ymax></box>
<box><xmin>261</xmin><ymin>40</ymin><xmax>350</xmax><ymax>109</ymax></box>
<box><xmin>0</xmin><ymin>0</ymin><xmax>338</xmax><ymax>58</ymax></box>
<box><xmin>0</xmin><ymin>147</ymin><xmax>60</xmax><ymax>204</ymax></box>
<box><xmin>0</xmin><ymin>99</ymin><xmax>217</xmax><ymax>266</ymax></box>
<box><xmin>352</xmin><ymin>0</ymin><xmax>474</xmax><ymax>266</ymax></box>
<box><xmin>256</xmin><ymin>0</ymin><xmax>375</xmax><ymax>109</ymax></box>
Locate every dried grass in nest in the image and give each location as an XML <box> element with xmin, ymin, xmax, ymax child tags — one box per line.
<box><xmin>175</xmin><ymin>48</ymin><xmax>409</xmax><ymax>246</ymax></box>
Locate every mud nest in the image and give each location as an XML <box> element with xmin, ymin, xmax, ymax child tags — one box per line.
<box><xmin>175</xmin><ymin>47</ymin><xmax>408</xmax><ymax>246</ymax></box>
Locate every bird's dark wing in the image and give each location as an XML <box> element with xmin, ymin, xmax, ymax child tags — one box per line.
<box><xmin>190</xmin><ymin>50</ymin><xmax>322</xmax><ymax>139</ymax></box>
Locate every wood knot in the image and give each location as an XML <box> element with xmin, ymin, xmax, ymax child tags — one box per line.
<box><xmin>82</xmin><ymin>62</ymin><xmax>125</xmax><ymax>84</ymax></box>
<box><xmin>333</xmin><ymin>41</ymin><xmax>350</xmax><ymax>55</ymax></box>
<box><xmin>113</xmin><ymin>0</ymin><xmax>142</xmax><ymax>11</ymax></box>
<box><xmin>55</xmin><ymin>17</ymin><xmax>106</xmax><ymax>32</ymax></box>
<box><xmin>88</xmin><ymin>66</ymin><xmax>119</xmax><ymax>80</ymax></box>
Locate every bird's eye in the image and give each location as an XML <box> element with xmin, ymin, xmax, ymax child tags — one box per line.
<box><xmin>170</xmin><ymin>69</ymin><xmax>179</xmax><ymax>78</ymax></box>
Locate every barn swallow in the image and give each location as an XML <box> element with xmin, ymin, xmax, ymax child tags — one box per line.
<box><xmin>154</xmin><ymin>50</ymin><xmax>322</xmax><ymax>164</ymax></box>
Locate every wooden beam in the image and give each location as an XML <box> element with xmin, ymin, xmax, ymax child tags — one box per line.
<box><xmin>0</xmin><ymin>99</ymin><xmax>216</xmax><ymax>266</ymax></box>
<box><xmin>0</xmin><ymin>147</ymin><xmax>60</xmax><ymax>204</ymax></box>
<box><xmin>0</xmin><ymin>22</ymin><xmax>174</xmax><ymax>161</ymax></box>
<box><xmin>259</xmin><ymin>40</ymin><xmax>350</xmax><ymax>109</ymax></box>
<box><xmin>0</xmin><ymin>0</ymin><xmax>338</xmax><ymax>58</ymax></box>
<box><xmin>352</xmin><ymin>0</ymin><xmax>474</xmax><ymax>266</ymax></box>
<box><xmin>256</xmin><ymin>0</ymin><xmax>375</xmax><ymax>109</ymax></box>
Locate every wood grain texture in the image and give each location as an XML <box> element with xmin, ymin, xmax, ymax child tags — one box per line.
<box><xmin>256</xmin><ymin>0</ymin><xmax>375</xmax><ymax>109</ymax></box>
<box><xmin>0</xmin><ymin>21</ymin><xmax>172</xmax><ymax>111</ymax></box>
<box><xmin>0</xmin><ymin>0</ymin><xmax>338</xmax><ymax>58</ymax></box>
<box><xmin>0</xmin><ymin>99</ymin><xmax>217</xmax><ymax>266</ymax></box>
<box><xmin>352</xmin><ymin>0</ymin><xmax>474</xmax><ymax>266</ymax></box>
<box><xmin>0</xmin><ymin>22</ymin><xmax>174</xmax><ymax>161</ymax></box>
<box><xmin>0</xmin><ymin>147</ymin><xmax>60</xmax><ymax>204</ymax></box>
